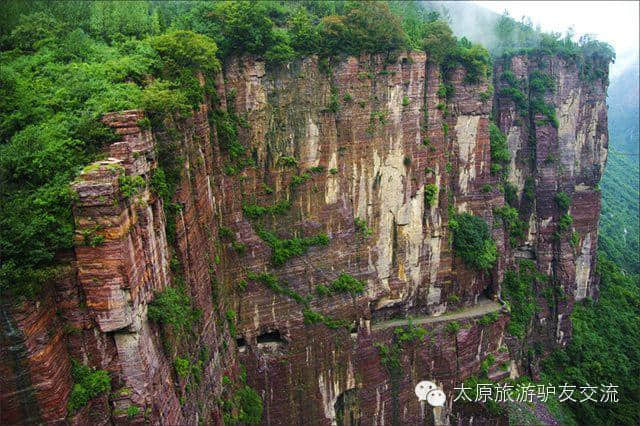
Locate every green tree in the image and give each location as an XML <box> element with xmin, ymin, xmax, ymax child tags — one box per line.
<box><xmin>189</xmin><ymin>1</ymin><xmax>280</xmax><ymax>59</ymax></box>
<box><xmin>421</xmin><ymin>20</ymin><xmax>457</xmax><ymax>64</ymax></box>
<box><xmin>289</xmin><ymin>8</ymin><xmax>320</xmax><ymax>55</ymax></box>
<box><xmin>341</xmin><ymin>2</ymin><xmax>407</xmax><ymax>54</ymax></box>
<box><xmin>320</xmin><ymin>2</ymin><xmax>407</xmax><ymax>55</ymax></box>
<box><xmin>6</xmin><ymin>11</ymin><xmax>64</xmax><ymax>52</ymax></box>
<box><xmin>149</xmin><ymin>29</ymin><xmax>220</xmax><ymax>73</ymax></box>
<box><xmin>449</xmin><ymin>213</ymin><xmax>498</xmax><ymax>270</ymax></box>
<box><xmin>389</xmin><ymin>0</ymin><xmax>440</xmax><ymax>50</ymax></box>
<box><xmin>88</xmin><ymin>0</ymin><xmax>152</xmax><ymax>42</ymax></box>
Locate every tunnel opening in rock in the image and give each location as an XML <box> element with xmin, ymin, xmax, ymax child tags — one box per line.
<box><xmin>257</xmin><ymin>330</ymin><xmax>285</xmax><ymax>350</ymax></box>
<box><xmin>370</xmin><ymin>298</ymin><xmax>406</xmax><ymax>322</ymax></box>
<box><xmin>334</xmin><ymin>388</ymin><xmax>361</xmax><ymax>426</ymax></box>
<box><xmin>482</xmin><ymin>281</ymin><xmax>495</xmax><ymax>300</ymax></box>
<box><xmin>257</xmin><ymin>330</ymin><xmax>283</xmax><ymax>344</ymax></box>
<box><xmin>236</xmin><ymin>336</ymin><xmax>247</xmax><ymax>352</ymax></box>
<box><xmin>349</xmin><ymin>321</ymin><xmax>359</xmax><ymax>339</ymax></box>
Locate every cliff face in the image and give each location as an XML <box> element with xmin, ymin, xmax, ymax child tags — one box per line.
<box><xmin>0</xmin><ymin>51</ymin><xmax>608</xmax><ymax>425</ymax></box>
<box><xmin>494</xmin><ymin>55</ymin><xmax>608</xmax><ymax>373</ymax></box>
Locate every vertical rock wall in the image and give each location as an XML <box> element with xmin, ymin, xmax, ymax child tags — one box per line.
<box><xmin>217</xmin><ymin>53</ymin><xmax>508</xmax><ymax>425</ymax></box>
<box><xmin>494</xmin><ymin>54</ymin><xmax>608</xmax><ymax>370</ymax></box>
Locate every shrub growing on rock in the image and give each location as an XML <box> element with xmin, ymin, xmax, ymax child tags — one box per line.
<box><xmin>449</xmin><ymin>213</ymin><xmax>497</xmax><ymax>270</ymax></box>
<box><xmin>67</xmin><ymin>360</ymin><xmax>111</xmax><ymax>414</ymax></box>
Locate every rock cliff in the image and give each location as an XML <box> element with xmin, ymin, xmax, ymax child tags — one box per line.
<box><xmin>0</xmin><ymin>50</ymin><xmax>608</xmax><ymax>425</ymax></box>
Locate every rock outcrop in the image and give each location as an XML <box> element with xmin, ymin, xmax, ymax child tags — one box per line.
<box><xmin>494</xmin><ymin>54</ymin><xmax>608</xmax><ymax>375</ymax></box>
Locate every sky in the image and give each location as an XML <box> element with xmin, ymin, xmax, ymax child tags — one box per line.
<box><xmin>475</xmin><ymin>1</ymin><xmax>639</xmax><ymax>77</ymax></box>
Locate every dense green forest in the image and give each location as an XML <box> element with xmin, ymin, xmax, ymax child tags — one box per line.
<box><xmin>599</xmin><ymin>152</ymin><xmax>639</xmax><ymax>273</ymax></box>
<box><xmin>0</xmin><ymin>1</ymin><xmax>636</xmax><ymax>425</ymax></box>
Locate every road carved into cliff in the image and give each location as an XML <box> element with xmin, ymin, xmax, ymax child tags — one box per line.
<box><xmin>371</xmin><ymin>297</ymin><xmax>502</xmax><ymax>331</ymax></box>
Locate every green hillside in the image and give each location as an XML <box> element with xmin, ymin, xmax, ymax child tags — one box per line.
<box><xmin>599</xmin><ymin>151</ymin><xmax>640</xmax><ymax>274</ymax></box>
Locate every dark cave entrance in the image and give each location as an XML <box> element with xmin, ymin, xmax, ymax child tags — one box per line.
<box><xmin>334</xmin><ymin>388</ymin><xmax>361</xmax><ymax>426</ymax></box>
<box><xmin>257</xmin><ymin>330</ymin><xmax>284</xmax><ymax>344</ymax></box>
<box><xmin>482</xmin><ymin>273</ymin><xmax>498</xmax><ymax>301</ymax></box>
<box><xmin>349</xmin><ymin>321</ymin><xmax>358</xmax><ymax>335</ymax></box>
<box><xmin>482</xmin><ymin>283</ymin><xmax>494</xmax><ymax>300</ymax></box>
<box><xmin>257</xmin><ymin>330</ymin><xmax>287</xmax><ymax>348</ymax></box>
<box><xmin>236</xmin><ymin>336</ymin><xmax>247</xmax><ymax>352</ymax></box>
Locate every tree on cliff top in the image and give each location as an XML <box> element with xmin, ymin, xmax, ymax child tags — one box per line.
<box><xmin>421</xmin><ymin>20</ymin><xmax>457</xmax><ymax>64</ymax></box>
<box><xmin>419</xmin><ymin>20</ymin><xmax>491</xmax><ymax>82</ymax></box>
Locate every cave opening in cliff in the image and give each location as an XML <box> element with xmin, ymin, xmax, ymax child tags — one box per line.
<box><xmin>482</xmin><ymin>282</ymin><xmax>495</xmax><ymax>300</ymax></box>
<box><xmin>349</xmin><ymin>321</ymin><xmax>359</xmax><ymax>339</ymax></box>
<box><xmin>236</xmin><ymin>336</ymin><xmax>247</xmax><ymax>352</ymax></box>
<box><xmin>257</xmin><ymin>330</ymin><xmax>285</xmax><ymax>346</ymax></box>
<box><xmin>334</xmin><ymin>388</ymin><xmax>361</xmax><ymax>426</ymax></box>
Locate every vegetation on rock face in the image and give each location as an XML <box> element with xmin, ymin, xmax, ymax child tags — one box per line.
<box><xmin>303</xmin><ymin>308</ymin><xmax>350</xmax><ymax>329</ymax></box>
<box><xmin>354</xmin><ymin>217</ymin><xmax>373</xmax><ymax>237</ymax></box>
<box><xmin>424</xmin><ymin>183</ymin><xmax>438</xmax><ymax>208</ymax></box>
<box><xmin>256</xmin><ymin>228</ymin><xmax>329</xmax><ymax>266</ymax></box>
<box><xmin>247</xmin><ymin>272</ymin><xmax>309</xmax><ymax>306</ymax></box>
<box><xmin>502</xmin><ymin>260</ymin><xmax>547</xmax><ymax>339</ymax></box>
<box><xmin>242</xmin><ymin>199</ymin><xmax>291</xmax><ymax>219</ymax></box>
<box><xmin>499</xmin><ymin>70</ymin><xmax>527</xmax><ymax>112</ymax></box>
<box><xmin>233</xmin><ymin>385</ymin><xmax>263</xmax><ymax>424</ymax></box>
<box><xmin>376</xmin><ymin>320</ymin><xmax>429</xmax><ymax>423</ymax></box>
<box><xmin>499</xmin><ymin>67</ymin><xmax>558</xmax><ymax>128</ymax></box>
<box><xmin>494</xmin><ymin>205</ymin><xmax>526</xmax><ymax>247</ymax></box>
<box><xmin>67</xmin><ymin>360</ymin><xmax>111</xmax><ymax>414</ymax></box>
<box><xmin>446</xmin><ymin>321</ymin><xmax>461</xmax><ymax>334</ymax></box>
<box><xmin>326</xmin><ymin>273</ymin><xmax>365</xmax><ymax>295</ymax></box>
<box><xmin>147</xmin><ymin>285</ymin><xmax>200</xmax><ymax>337</ymax></box>
<box><xmin>221</xmin><ymin>368</ymin><xmax>263</xmax><ymax>425</ymax></box>
<box><xmin>489</xmin><ymin>122</ymin><xmax>510</xmax><ymax>177</ymax></box>
<box><xmin>542</xmin><ymin>257</ymin><xmax>640</xmax><ymax>425</ymax></box>
<box><xmin>449</xmin><ymin>213</ymin><xmax>498</xmax><ymax>270</ymax></box>
<box><xmin>554</xmin><ymin>191</ymin><xmax>571</xmax><ymax>212</ymax></box>
<box><xmin>226</xmin><ymin>308</ymin><xmax>237</xmax><ymax>338</ymax></box>
<box><xmin>528</xmin><ymin>71</ymin><xmax>558</xmax><ymax>128</ymax></box>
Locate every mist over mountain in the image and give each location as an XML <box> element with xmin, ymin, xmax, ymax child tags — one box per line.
<box><xmin>428</xmin><ymin>1</ymin><xmax>638</xmax><ymax>155</ymax></box>
<box><xmin>428</xmin><ymin>1</ymin><xmax>505</xmax><ymax>53</ymax></box>
<box><xmin>608</xmin><ymin>58</ymin><xmax>640</xmax><ymax>154</ymax></box>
